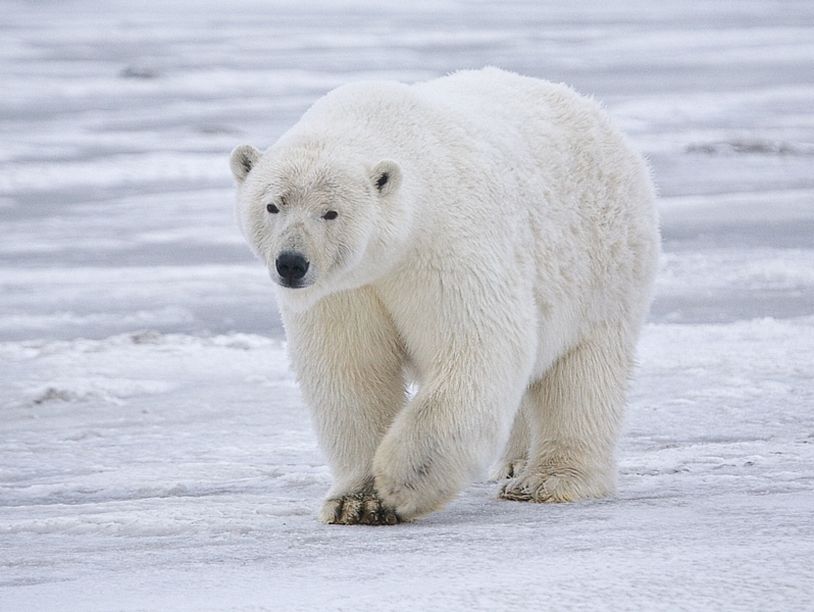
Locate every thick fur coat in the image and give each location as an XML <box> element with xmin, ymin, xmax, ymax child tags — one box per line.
<box><xmin>230</xmin><ymin>68</ymin><xmax>660</xmax><ymax>524</ymax></box>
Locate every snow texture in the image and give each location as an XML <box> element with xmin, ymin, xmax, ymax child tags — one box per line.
<box><xmin>1</xmin><ymin>1</ymin><xmax>813</xmax><ymax>610</ymax></box>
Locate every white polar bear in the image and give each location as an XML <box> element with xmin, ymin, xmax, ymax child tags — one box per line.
<box><xmin>230</xmin><ymin>68</ymin><xmax>660</xmax><ymax>525</ymax></box>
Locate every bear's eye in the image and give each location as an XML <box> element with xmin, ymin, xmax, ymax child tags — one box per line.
<box><xmin>266</xmin><ymin>203</ymin><xmax>280</xmax><ymax>214</ymax></box>
<box><xmin>322</xmin><ymin>210</ymin><xmax>338</xmax><ymax>220</ymax></box>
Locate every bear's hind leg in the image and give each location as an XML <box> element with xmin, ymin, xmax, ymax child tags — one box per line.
<box><xmin>489</xmin><ymin>396</ymin><xmax>530</xmax><ymax>481</ymax></box>
<box><xmin>500</xmin><ymin>325</ymin><xmax>632</xmax><ymax>503</ymax></box>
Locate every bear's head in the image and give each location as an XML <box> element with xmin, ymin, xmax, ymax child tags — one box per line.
<box><xmin>230</xmin><ymin>141</ymin><xmax>407</xmax><ymax>310</ymax></box>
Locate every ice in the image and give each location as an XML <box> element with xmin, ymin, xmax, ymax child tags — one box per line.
<box><xmin>1</xmin><ymin>0</ymin><xmax>813</xmax><ymax>609</ymax></box>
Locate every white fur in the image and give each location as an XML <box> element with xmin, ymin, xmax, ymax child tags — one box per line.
<box><xmin>230</xmin><ymin>68</ymin><xmax>660</xmax><ymax>524</ymax></box>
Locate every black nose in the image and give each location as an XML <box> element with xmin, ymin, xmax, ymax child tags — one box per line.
<box><xmin>275</xmin><ymin>251</ymin><xmax>309</xmax><ymax>282</ymax></box>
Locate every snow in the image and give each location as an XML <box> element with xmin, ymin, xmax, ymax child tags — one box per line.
<box><xmin>1</xmin><ymin>0</ymin><xmax>813</xmax><ymax>609</ymax></box>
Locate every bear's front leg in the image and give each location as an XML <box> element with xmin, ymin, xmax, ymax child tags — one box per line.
<box><xmin>370</xmin><ymin>270</ymin><xmax>537</xmax><ymax>521</ymax></box>
<box><xmin>372</xmin><ymin>364</ymin><xmax>529</xmax><ymax>521</ymax></box>
<box><xmin>282</xmin><ymin>289</ymin><xmax>406</xmax><ymax>525</ymax></box>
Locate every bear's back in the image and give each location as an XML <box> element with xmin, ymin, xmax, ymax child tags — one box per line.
<box><xmin>411</xmin><ymin>67</ymin><xmax>606</xmax><ymax>135</ymax></box>
<box><xmin>283</xmin><ymin>68</ymin><xmax>614</xmax><ymax>170</ymax></box>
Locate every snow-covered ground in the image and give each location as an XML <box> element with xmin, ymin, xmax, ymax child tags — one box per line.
<box><xmin>2</xmin><ymin>1</ymin><xmax>813</xmax><ymax>609</ymax></box>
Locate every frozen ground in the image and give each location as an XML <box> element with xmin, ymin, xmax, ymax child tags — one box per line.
<box><xmin>1</xmin><ymin>1</ymin><xmax>813</xmax><ymax>610</ymax></box>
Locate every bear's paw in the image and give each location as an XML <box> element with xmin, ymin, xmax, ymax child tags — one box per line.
<box><xmin>320</xmin><ymin>489</ymin><xmax>402</xmax><ymax>526</ymax></box>
<box><xmin>498</xmin><ymin>465</ymin><xmax>611</xmax><ymax>503</ymax></box>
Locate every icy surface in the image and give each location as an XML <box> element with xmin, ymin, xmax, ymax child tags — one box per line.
<box><xmin>1</xmin><ymin>1</ymin><xmax>813</xmax><ymax>610</ymax></box>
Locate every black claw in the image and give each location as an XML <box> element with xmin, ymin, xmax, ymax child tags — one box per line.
<box><xmin>360</xmin><ymin>498</ymin><xmax>379</xmax><ymax>525</ymax></box>
<box><xmin>331</xmin><ymin>499</ymin><xmax>344</xmax><ymax>524</ymax></box>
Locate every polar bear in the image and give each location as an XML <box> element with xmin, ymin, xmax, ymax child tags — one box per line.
<box><xmin>230</xmin><ymin>68</ymin><xmax>660</xmax><ymax>525</ymax></box>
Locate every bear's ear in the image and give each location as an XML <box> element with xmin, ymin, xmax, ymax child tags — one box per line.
<box><xmin>369</xmin><ymin>160</ymin><xmax>401</xmax><ymax>197</ymax></box>
<box><xmin>230</xmin><ymin>144</ymin><xmax>261</xmax><ymax>182</ymax></box>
